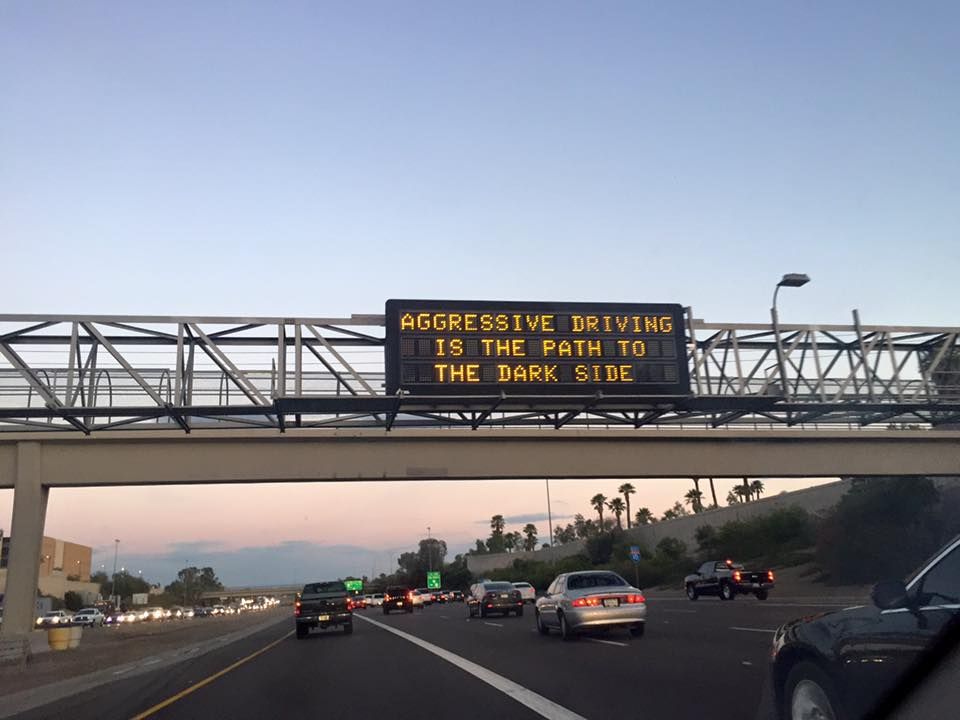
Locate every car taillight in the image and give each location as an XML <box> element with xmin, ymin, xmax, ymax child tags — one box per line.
<box><xmin>623</xmin><ymin>594</ymin><xmax>645</xmax><ymax>604</ymax></box>
<box><xmin>406</xmin><ymin>592</ymin><xmax>413</xmax><ymax>600</ymax></box>
<box><xmin>571</xmin><ymin>597</ymin><xmax>603</xmax><ymax>607</ymax></box>
<box><xmin>733</xmin><ymin>571</ymin><xmax>742</xmax><ymax>582</ymax></box>
<box><xmin>767</xmin><ymin>571</ymin><xmax>775</xmax><ymax>582</ymax></box>
<box><xmin>294</xmin><ymin>601</ymin><xmax>301</xmax><ymax>617</ymax></box>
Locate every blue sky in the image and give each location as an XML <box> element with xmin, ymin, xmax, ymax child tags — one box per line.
<box><xmin>1</xmin><ymin>2</ymin><xmax>957</xmax><ymax>585</ymax></box>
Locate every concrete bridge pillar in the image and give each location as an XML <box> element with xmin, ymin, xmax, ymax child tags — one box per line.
<box><xmin>0</xmin><ymin>442</ymin><xmax>49</xmax><ymax>665</ymax></box>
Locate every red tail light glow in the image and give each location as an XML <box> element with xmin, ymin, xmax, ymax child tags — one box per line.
<box><xmin>572</xmin><ymin>597</ymin><xmax>603</xmax><ymax>607</ymax></box>
<box><xmin>767</xmin><ymin>571</ymin><xmax>775</xmax><ymax>582</ymax></box>
<box><xmin>733</xmin><ymin>571</ymin><xmax>742</xmax><ymax>582</ymax></box>
<box><xmin>623</xmin><ymin>594</ymin><xmax>645</xmax><ymax>604</ymax></box>
<box><xmin>294</xmin><ymin>601</ymin><xmax>301</xmax><ymax>617</ymax></box>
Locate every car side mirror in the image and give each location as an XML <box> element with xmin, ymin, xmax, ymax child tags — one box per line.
<box><xmin>871</xmin><ymin>580</ymin><xmax>909</xmax><ymax>610</ymax></box>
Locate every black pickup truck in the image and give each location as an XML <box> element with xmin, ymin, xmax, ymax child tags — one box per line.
<box><xmin>684</xmin><ymin>559</ymin><xmax>775</xmax><ymax>601</ymax></box>
<box><xmin>295</xmin><ymin>580</ymin><xmax>353</xmax><ymax>638</ymax></box>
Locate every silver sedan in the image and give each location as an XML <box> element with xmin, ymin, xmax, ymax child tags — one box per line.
<box><xmin>534</xmin><ymin>570</ymin><xmax>647</xmax><ymax>640</ymax></box>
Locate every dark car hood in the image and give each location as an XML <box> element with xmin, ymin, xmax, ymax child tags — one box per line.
<box><xmin>775</xmin><ymin>603</ymin><xmax>878</xmax><ymax>658</ymax></box>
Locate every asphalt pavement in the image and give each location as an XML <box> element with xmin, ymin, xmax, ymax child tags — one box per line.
<box><xmin>12</xmin><ymin>594</ymin><xmax>861</xmax><ymax>720</ymax></box>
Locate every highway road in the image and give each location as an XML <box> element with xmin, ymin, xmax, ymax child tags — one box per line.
<box><xmin>15</xmin><ymin>595</ymin><xmax>860</xmax><ymax>720</ymax></box>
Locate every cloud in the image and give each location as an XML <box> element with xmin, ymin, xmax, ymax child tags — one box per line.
<box><xmin>474</xmin><ymin>512</ymin><xmax>574</xmax><ymax>525</ymax></box>
<box><xmin>163</xmin><ymin>540</ymin><xmax>227</xmax><ymax>557</ymax></box>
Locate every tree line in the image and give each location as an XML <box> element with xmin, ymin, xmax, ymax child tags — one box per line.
<box><xmin>472</xmin><ymin>478</ymin><xmax>772</xmax><ymax>554</ymax></box>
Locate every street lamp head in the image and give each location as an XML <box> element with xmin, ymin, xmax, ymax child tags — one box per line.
<box><xmin>778</xmin><ymin>273</ymin><xmax>811</xmax><ymax>288</ymax></box>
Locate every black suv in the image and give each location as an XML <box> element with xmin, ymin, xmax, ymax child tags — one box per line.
<box><xmin>383</xmin><ymin>586</ymin><xmax>414</xmax><ymax>614</ymax></box>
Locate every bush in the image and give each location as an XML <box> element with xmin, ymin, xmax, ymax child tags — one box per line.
<box><xmin>63</xmin><ymin>591</ymin><xmax>84</xmax><ymax>612</ymax></box>
<box><xmin>695</xmin><ymin>506</ymin><xmax>815</xmax><ymax>566</ymax></box>
<box><xmin>816</xmin><ymin>477</ymin><xmax>945</xmax><ymax>584</ymax></box>
<box><xmin>585</xmin><ymin>533</ymin><xmax>615</xmax><ymax>564</ymax></box>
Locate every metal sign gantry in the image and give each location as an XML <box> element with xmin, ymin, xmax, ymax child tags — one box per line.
<box><xmin>0</xmin><ymin>310</ymin><xmax>957</xmax><ymax>433</ymax></box>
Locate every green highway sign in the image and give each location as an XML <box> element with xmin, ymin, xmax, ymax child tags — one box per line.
<box><xmin>344</xmin><ymin>579</ymin><xmax>363</xmax><ymax>592</ymax></box>
<box><xmin>426</xmin><ymin>571</ymin><xmax>441</xmax><ymax>589</ymax></box>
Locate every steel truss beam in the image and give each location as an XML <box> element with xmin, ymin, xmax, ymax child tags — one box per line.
<box><xmin>0</xmin><ymin>312</ymin><xmax>956</xmax><ymax>433</ymax></box>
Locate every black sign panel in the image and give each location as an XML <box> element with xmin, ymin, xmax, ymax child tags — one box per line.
<box><xmin>385</xmin><ymin>300</ymin><xmax>690</xmax><ymax>396</ymax></box>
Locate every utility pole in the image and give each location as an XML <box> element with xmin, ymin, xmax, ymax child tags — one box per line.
<box><xmin>184</xmin><ymin>560</ymin><xmax>189</xmax><ymax>607</ymax></box>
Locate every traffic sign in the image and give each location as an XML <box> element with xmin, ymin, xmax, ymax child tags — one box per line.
<box><xmin>427</xmin><ymin>571</ymin><xmax>441</xmax><ymax>589</ymax></box>
<box><xmin>344</xmin><ymin>579</ymin><xmax>363</xmax><ymax>592</ymax></box>
<box><xmin>629</xmin><ymin>546</ymin><xmax>642</xmax><ymax>564</ymax></box>
<box><xmin>385</xmin><ymin>299</ymin><xmax>690</xmax><ymax>396</ymax></box>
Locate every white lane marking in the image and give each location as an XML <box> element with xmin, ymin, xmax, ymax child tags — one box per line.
<box><xmin>141</xmin><ymin>659</ymin><xmax>161</xmax><ymax>666</ymax></box>
<box><xmin>662</xmin><ymin>609</ymin><xmax>697</xmax><ymax>614</ymax></box>
<box><xmin>484</xmin><ymin>622</ymin><xmax>504</xmax><ymax>628</ymax></box>
<box><xmin>439</xmin><ymin>615</ymin><xmax>449</xmax><ymax>620</ymax></box>
<box><xmin>741</xmin><ymin>661</ymin><xmax>753</xmax><ymax>666</ymax></box>
<box><xmin>730</xmin><ymin>626</ymin><xmax>776</xmax><ymax>633</ymax></box>
<box><xmin>584</xmin><ymin>638</ymin><xmax>628</xmax><ymax>647</ymax></box>
<box><xmin>112</xmin><ymin>667</ymin><xmax>132</xmax><ymax>675</ymax></box>
<box><xmin>356</xmin><ymin>615</ymin><xmax>586</xmax><ymax>720</ymax></box>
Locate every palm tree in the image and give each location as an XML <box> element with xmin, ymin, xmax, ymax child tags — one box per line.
<box><xmin>522</xmin><ymin>523</ymin><xmax>538</xmax><ymax>551</ymax></box>
<box><xmin>734</xmin><ymin>485</ymin><xmax>751</xmax><ymax>503</ymax></box>
<box><xmin>503</xmin><ymin>532</ymin><xmax>516</xmax><ymax>552</ymax></box>
<box><xmin>590</xmin><ymin>493</ymin><xmax>607</xmax><ymax>528</ymax></box>
<box><xmin>742</xmin><ymin>477</ymin><xmax>752</xmax><ymax>501</ymax></box>
<box><xmin>607</xmin><ymin>497</ymin><xmax>626</xmax><ymax>530</ymax></box>
<box><xmin>634</xmin><ymin>507</ymin><xmax>654</xmax><ymax>525</ymax></box>
<box><xmin>684</xmin><ymin>488</ymin><xmax>704</xmax><ymax>513</ymax></box>
<box><xmin>708</xmin><ymin>477</ymin><xmax>718</xmax><ymax>508</ymax></box>
<box><xmin>726</xmin><ymin>489</ymin><xmax>741</xmax><ymax>505</ymax></box>
<box><xmin>490</xmin><ymin>514</ymin><xmax>505</xmax><ymax>534</ymax></box>
<box><xmin>750</xmin><ymin>480</ymin><xmax>765</xmax><ymax>500</ymax></box>
<box><xmin>618</xmin><ymin>483</ymin><xmax>636</xmax><ymax>528</ymax></box>
<box><xmin>573</xmin><ymin>513</ymin><xmax>589</xmax><ymax>539</ymax></box>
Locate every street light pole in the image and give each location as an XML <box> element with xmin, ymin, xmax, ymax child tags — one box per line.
<box><xmin>111</xmin><ymin>539</ymin><xmax>120</xmax><ymax>605</ymax></box>
<box><xmin>771</xmin><ymin>273</ymin><xmax>810</xmax><ymax>400</ymax></box>
<box><xmin>545</xmin><ymin>479</ymin><xmax>554</xmax><ymax>547</ymax></box>
<box><xmin>426</xmin><ymin>527</ymin><xmax>432</xmax><ymax>573</ymax></box>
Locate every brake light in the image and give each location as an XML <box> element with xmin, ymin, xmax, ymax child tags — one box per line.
<box><xmin>733</xmin><ymin>571</ymin><xmax>742</xmax><ymax>582</ymax></box>
<box><xmin>294</xmin><ymin>601</ymin><xmax>301</xmax><ymax>617</ymax></box>
<box><xmin>407</xmin><ymin>592</ymin><xmax>413</xmax><ymax>600</ymax></box>
<box><xmin>572</xmin><ymin>597</ymin><xmax>603</xmax><ymax>607</ymax></box>
<box><xmin>623</xmin><ymin>594</ymin><xmax>645</xmax><ymax>604</ymax></box>
<box><xmin>347</xmin><ymin>599</ymin><xmax>354</xmax><ymax>610</ymax></box>
<box><xmin>767</xmin><ymin>571</ymin><xmax>775</xmax><ymax>582</ymax></box>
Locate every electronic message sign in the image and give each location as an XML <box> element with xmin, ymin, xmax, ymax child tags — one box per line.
<box><xmin>385</xmin><ymin>300</ymin><xmax>689</xmax><ymax>396</ymax></box>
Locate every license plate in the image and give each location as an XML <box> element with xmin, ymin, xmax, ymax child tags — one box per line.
<box><xmin>500</xmin><ymin>593</ymin><xmax>508</xmax><ymax>598</ymax></box>
<box><xmin>318</xmin><ymin>614</ymin><xmax>330</xmax><ymax>621</ymax></box>
<box><xmin>603</xmin><ymin>598</ymin><xmax>619</xmax><ymax>608</ymax></box>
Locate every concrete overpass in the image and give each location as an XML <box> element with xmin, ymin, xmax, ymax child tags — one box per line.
<box><xmin>1</xmin><ymin>426</ymin><xmax>958</xmax><ymax>663</ymax></box>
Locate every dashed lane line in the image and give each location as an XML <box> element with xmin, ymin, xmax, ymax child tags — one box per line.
<box><xmin>484</xmin><ymin>622</ymin><xmax>504</xmax><ymax>628</ymax></box>
<box><xmin>729</xmin><ymin>627</ymin><xmax>776</xmax><ymax>634</ymax></box>
<box><xmin>356</xmin><ymin>614</ymin><xmax>586</xmax><ymax>720</ymax></box>
<box><xmin>584</xmin><ymin>638</ymin><xmax>629</xmax><ymax>648</ymax></box>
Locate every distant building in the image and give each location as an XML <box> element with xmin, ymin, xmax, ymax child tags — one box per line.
<box><xmin>0</xmin><ymin>535</ymin><xmax>92</xmax><ymax>581</ymax></box>
<box><xmin>0</xmin><ymin>535</ymin><xmax>98</xmax><ymax>602</ymax></box>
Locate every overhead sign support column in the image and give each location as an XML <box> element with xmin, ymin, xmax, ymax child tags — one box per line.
<box><xmin>0</xmin><ymin>442</ymin><xmax>49</xmax><ymax>665</ymax></box>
